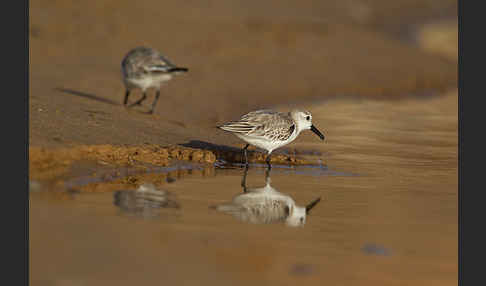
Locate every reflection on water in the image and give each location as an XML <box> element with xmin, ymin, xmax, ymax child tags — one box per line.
<box><xmin>30</xmin><ymin>92</ymin><xmax>458</xmax><ymax>286</ymax></box>
<box><xmin>113</xmin><ymin>183</ymin><xmax>180</xmax><ymax>218</ymax></box>
<box><xmin>212</xmin><ymin>168</ymin><xmax>321</xmax><ymax>227</ymax></box>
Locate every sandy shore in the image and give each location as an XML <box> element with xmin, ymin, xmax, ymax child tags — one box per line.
<box><xmin>30</xmin><ymin>89</ymin><xmax>458</xmax><ymax>286</ymax></box>
<box><xmin>30</xmin><ymin>3</ymin><xmax>458</xmax><ymax>283</ymax></box>
<box><xmin>29</xmin><ymin>0</ymin><xmax>457</xmax><ymax>181</ymax></box>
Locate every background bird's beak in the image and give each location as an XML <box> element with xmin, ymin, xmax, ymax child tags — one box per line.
<box><xmin>305</xmin><ymin>197</ymin><xmax>321</xmax><ymax>214</ymax></box>
<box><xmin>310</xmin><ymin>125</ymin><xmax>325</xmax><ymax>140</ymax></box>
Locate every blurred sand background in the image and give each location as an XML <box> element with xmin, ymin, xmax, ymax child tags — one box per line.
<box><xmin>30</xmin><ymin>0</ymin><xmax>457</xmax><ymax>149</ymax></box>
<box><xmin>29</xmin><ymin>2</ymin><xmax>458</xmax><ymax>286</ymax></box>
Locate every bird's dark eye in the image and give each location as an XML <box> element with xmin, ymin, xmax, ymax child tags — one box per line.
<box><xmin>306</xmin><ymin>116</ymin><xmax>310</xmax><ymax>121</ymax></box>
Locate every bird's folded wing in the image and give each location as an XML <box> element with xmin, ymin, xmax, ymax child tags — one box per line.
<box><xmin>218</xmin><ymin>121</ymin><xmax>256</xmax><ymax>134</ymax></box>
<box><xmin>143</xmin><ymin>64</ymin><xmax>171</xmax><ymax>73</ymax></box>
<box><xmin>247</xmin><ymin>113</ymin><xmax>295</xmax><ymax>140</ymax></box>
<box><xmin>219</xmin><ymin>110</ymin><xmax>294</xmax><ymax>141</ymax></box>
<box><xmin>142</xmin><ymin>54</ymin><xmax>176</xmax><ymax>73</ymax></box>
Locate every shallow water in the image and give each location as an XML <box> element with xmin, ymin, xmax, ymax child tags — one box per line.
<box><xmin>30</xmin><ymin>92</ymin><xmax>457</xmax><ymax>286</ymax></box>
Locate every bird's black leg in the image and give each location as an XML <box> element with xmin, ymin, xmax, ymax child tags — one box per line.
<box><xmin>265</xmin><ymin>154</ymin><xmax>272</xmax><ymax>170</ymax></box>
<box><xmin>149</xmin><ymin>89</ymin><xmax>161</xmax><ymax>114</ymax></box>
<box><xmin>264</xmin><ymin>165</ymin><xmax>271</xmax><ymax>183</ymax></box>
<box><xmin>128</xmin><ymin>92</ymin><xmax>147</xmax><ymax>108</ymax></box>
<box><xmin>123</xmin><ymin>89</ymin><xmax>130</xmax><ymax>106</ymax></box>
<box><xmin>241</xmin><ymin>164</ymin><xmax>249</xmax><ymax>192</ymax></box>
<box><xmin>242</xmin><ymin>144</ymin><xmax>250</xmax><ymax>168</ymax></box>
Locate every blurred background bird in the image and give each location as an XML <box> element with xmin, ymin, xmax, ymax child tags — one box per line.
<box><xmin>121</xmin><ymin>46</ymin><xmax>188</xmax><ymax>114</ymax></box>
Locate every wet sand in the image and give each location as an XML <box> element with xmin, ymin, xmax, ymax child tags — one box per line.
<box><xmin>30</xmin><ymin>1</ymin><xmax>456</xmax><ymax>148</ymax></box>
<box><xmin>30</xmin><ymin>1</ymin><xmax>457</xmax><ymax>285</ymax></box>
<box><xmin>30</xmin><ymin>91</ymin><xmax>457</xmax><ymax>286</ymax></box>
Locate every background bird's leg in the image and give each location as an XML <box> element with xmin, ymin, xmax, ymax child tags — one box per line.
<box><xmin>241</xmin><ymin>165</ymin><xmax>249</xmax><ymax>192</ymax></box>
<box><xmin>123</xmin><ymin>89</ymin><xmax>130</xmax><ymax>105</ymax></box>
<box><xmin>149</xmin><ymin>89</ymin><xmax>161</xmax><ymax>114</ymax></box>
<box><xmin>128</xmin><ymin>91</ymin><xmax>147</xmax><ymax>107</ymax></box>
<box><xmin>242</xmin><ymin>144</ymin><xmax>250</xmax><ymax>168</ymax></box>
<box><xmin>265</xmin><ymin>154</ymin><xmax>272</xmax><ymax>170</ymax></box>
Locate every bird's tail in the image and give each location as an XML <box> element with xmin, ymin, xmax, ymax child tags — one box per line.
<box><xmin>218</xmin><ymin>123</ymin><xmax>253</xmax><ymax>133</ymax></box>
<box><xmin>168</xmin><ymin>67</ymin><xmax>189</xmax><ymax>73</ymax></box>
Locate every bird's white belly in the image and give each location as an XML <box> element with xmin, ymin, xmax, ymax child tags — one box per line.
<box><xmin>235</xmin><ymin>133</ymin><xmax>297</xmax><ymax>154</ymax></box>
<box><xmin>126</xmin><ymin>74</ymin><xmax>173</xmax><ymax>91</ymax></box>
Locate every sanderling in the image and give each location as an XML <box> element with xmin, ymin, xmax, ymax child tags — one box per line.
<box><xmin>218</xmin><ymin>109</ymin><xmax>325</xmax><ymax>168</ymax></box>
<box><xmin>212</xmin><ymin>168</ymin><xmax>321</xmax><ymax>227</ymax></box>
<box><xmin>121</xmin><ymin>46</ymin><xmax>188</xmax><ymax>114</ymax></box>
<box><xmin>113</xmin><ymin>183</ymin><xmax>180</xmax><ymax>218</ymax></box>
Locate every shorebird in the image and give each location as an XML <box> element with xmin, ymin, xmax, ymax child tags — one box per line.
<box><xmin>212</xmin><ymin>168</ymin><xmax>321</xmax><ymax>227</ymax></box>
<box><xmin>218</xmin><ymin>109</ymin><xmax>325</xmax><ymax>168</ymax></box>
<box><xmin>121</xmin><ymin>46</ymin><xmax>188</xmax><ymax>114</ymax></box>
<box><xmin>113</xmin><ymin>183</ymin><xmax>180</xmax><ymax>218</ymax></box>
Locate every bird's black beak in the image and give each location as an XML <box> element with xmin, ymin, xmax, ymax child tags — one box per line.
<box><xmin>310</xmin><ymin>125</ymin><xmax>325</xmax><ymax>140</ymax></box>
<box><xmin>305</xmin><ymin>197</ymin><xmax>321</xmax><ymax>214</ymax></box>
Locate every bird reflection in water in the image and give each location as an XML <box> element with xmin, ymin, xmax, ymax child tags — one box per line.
<box><xmin>212</xmin><ymin>168</ymin><xmax>321</xmax><ymax>227</ymax></box>
<box><xmin>113</xmin><ymin>183</ymin><xmax>180</xmax><ymax>219</ymax></box>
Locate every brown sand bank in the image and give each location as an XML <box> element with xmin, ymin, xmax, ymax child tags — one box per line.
<box><xmin>30</xmin><ymin>90</ymin><xmax>457</xmax><ymax>286</ymax></box>
<box><xmin>29</xmin><ymin>142</ymin><xmax>323</xmax><ymax>190</ymax></box>
<box><xmin>29</xmin><ymin>0</ymin><xmax>457</xmax><ymax>182</ymax></box>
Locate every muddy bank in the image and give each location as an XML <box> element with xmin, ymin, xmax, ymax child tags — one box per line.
<box><xmin>29</xmin><ymin>143</ymin><xmax>325</xmax><ymax>189</ymax></box>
